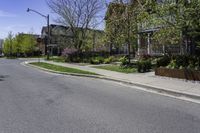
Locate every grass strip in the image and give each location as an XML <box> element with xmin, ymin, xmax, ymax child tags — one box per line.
<box><xmin>48</xmin><ymin>56</ymin><xmax>65</xmax><ymax>63</ymax></box>
<box><xmin>30</xmin><ymin>62</ymin><xmax>98</xmax><ymax>75</ymax></box>
<box><xmin>93</xmin><ymin>65</ymin><xmax>137</xmax><ymax>74</ymax></box>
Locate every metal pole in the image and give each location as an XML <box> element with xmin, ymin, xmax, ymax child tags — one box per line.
<box><xmin>147</xmin><ymin>33</ymin><xmax>150</xmax><ymax>55</ymax></box>
<box><xmin>137</xmin><ymin>34</ymin><xmax>140</xmax><ymax>56</ymax></box>
<box><xmin>27</xmin><ymin>8</ymin><xmax>50</xmax><ymax>60</ymax></box>
<box><xmin>47</xmin><ymin>14</ymin><xmax>50</xmax><ymax>60</ymax></box>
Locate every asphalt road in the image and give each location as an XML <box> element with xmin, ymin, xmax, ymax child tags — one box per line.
<box><xmin>0</xmin><ymin>58</ymin><xmax>200</xmax><ymax>133</ymax></box>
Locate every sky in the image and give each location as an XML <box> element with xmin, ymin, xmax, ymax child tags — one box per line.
<box><xmin>0</xmin><ymin>0</ymin><xmax>110</xmax><ymax>39</ymax></box>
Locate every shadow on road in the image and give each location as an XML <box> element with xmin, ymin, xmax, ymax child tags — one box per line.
<box><xmin>0</xmin><ymin>75</ymin><xmax>9</xmax><ymax>81</ymax></box>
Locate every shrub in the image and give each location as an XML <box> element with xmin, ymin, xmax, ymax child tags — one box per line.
<box><xmin>62</xmin><ymin>48</ymin><xmax>78</xmax><ymax>62</ymax></box>
<box><xmin>72</xmin><ymin>57</ymin><xmax>82</xmax><ymax>63</ymax></box>
<box><xmin>167</xmin><ymin>60</ymin><xmax>177</xmax><ymax>69</ymax></box>
<box><xmin>156</xmin><ymin>55</ymin><xmax>171</xmax><ymax>68</ymax></box>
<box><xmin>82</xmin><ymin>58</ymin><xmax>90</xmax><ymax>63</ymax></box>
<box><xmin>62</xmin><ymin>48</ymin><xmax>78</xmax><ymax>57</ymax></box>
<box><xmin>96</xmin><ymin>56</ymin><xmax>104</xmax><ymax>64</ymax></box>
<box><xmin>104</xmin><ymin>58</ymin><xmax>111</xmax><ymax>64</ymax></box>
<box><xmin>188</xmin><ymin>56</ymin><xmax>200</xmax><ymax>70</ymax></box>
<box><xmin>90</xmin><ymin>56</ymin><xmax>104</xmax><ymax>64</ymax></box>
<box><xmin>140</xmin><ymin>54</ymin><xmax>152</xmax><ymax>60</ymax></box>
<box><xmin>104</xmin><ymin>56</ymin><xmax>115</xmax><ymax>64</ymax></box>
<box><xmin>156</xmin><ymin>55</ymin><xmax>200</xmax><ymax>71</ymax></box>
<box><xmin>137</xmin><ymin>59</ymin><xmax>152</xmax><ymax>73</ymax></box>
<box><xmin>175</xmin><ymin>55</ymin><xmax>189</xmax><ymax>68</ymax></box>
<box><xmin>62</xmin><ymin>50</ymin><xmax>110</xmax><ymax>63</ymax></box>
<box><xmin>196</xmin><ymin>57</ymin><xmax>200</xmax><ymax>70</ymax></box>
<box><xmin>90</xmin><ymin>59</ymin><xmax>100</xmax><ymax>64</ymax></box>
<box><xmin>119</xmin><ymin>56</ymin><xmax>129</xmax><ymax>67</ymax></box>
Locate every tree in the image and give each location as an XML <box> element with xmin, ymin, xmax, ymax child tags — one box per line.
<box><xmin>21</xmin><ymin>34</ymin><xmax>36</xmax><ymax>56</ymax></box>
<box><xmin>105</xmin><ymin>1</ymin><xmax>140</xmax><ymax>62</ymax></box>
<box><xmin>13</xmin><ymin>34</ymin><xmax>23</xmax><ymax>56</ymax></box>
<box><xmin>3</xmin><ymin>33</ymin><xmax>37</xmax><ymax>57</ymax></box>
<box><xmin>3</xmin><ymin>32</ymin><xmax>14</xmax><ymax>57</ymax></box>
<box><xmin>105</xmin><ymin>2</ymin><xmax>126</xmax><ymax>54</ymax></box>
<box><xmin>85</xmin><ymin>30</ymin><xmax>105</xmax><ymax>51</ymax></box>
<box><xmin>145</xmin><ymin>0</ymin><xmax>200</xmax><ymax>54</ymax></box>
<box><xmin>47</xmin><ymin>0</ymin><xmax>104</xmax><ymax>52</ymax></box>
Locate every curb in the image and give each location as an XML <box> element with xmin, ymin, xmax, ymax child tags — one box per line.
<box><xmin>97</xmin><ymin>77</ymin><xmax>200</xmax><ymax>102</ymax></box>
<box><xmin>23</xmin><ymin>61</ymin><xmax>200</xmax><ymax>103</ymax></box>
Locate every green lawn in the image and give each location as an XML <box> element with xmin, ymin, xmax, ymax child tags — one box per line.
<box><xmin>18</xmin><ymin>55</ymin><xmax>46</xmax><ymax>58</ymax></box>
<box><xmin>48</xmin><ymin>56</ymin><xmax>65</xmax><ymax>63</ymax></box>
<box><xmin>30</xmin><ymin>62</ymin><xmax>98</xmax><ymax>75</ymax></box>
<box><xmin>93</xmin><ymin>65</ymin><xmax>137</xmax><ymax>74</ymax></box>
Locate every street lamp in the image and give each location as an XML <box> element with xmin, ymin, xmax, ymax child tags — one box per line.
<box><xmin>27</xmin><ymin>8</ymin><xmax>50</xmax><ymax>60</ymax></box>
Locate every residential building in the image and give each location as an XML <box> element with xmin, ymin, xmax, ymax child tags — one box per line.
<box><xmin>41</xmin><ymin>24</ymin><xmax>105</xmax><ymax>56</ymax></box>
<box><xmin>41</xmin><ymin>24</ymin><xmax>74</xmax><ymax>56</ymax></box>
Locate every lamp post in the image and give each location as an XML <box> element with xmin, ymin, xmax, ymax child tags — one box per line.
<box><xmin>27</xmin><ymin>8</ymin><xmax>50</xmax><ymax>60</ymax></box>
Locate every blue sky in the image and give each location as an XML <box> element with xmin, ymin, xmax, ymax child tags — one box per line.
<box><xmin>0</xmin><ymin>0</ymin><xmax>109</xmax><ymax>39</ymax></box>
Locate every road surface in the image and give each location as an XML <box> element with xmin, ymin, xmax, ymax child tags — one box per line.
<box><xmin>0</xmin><ymin>58</ymin><xmax>200</xmax><ymax>133</ymax></box>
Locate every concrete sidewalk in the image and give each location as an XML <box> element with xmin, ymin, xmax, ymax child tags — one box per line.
<box><xmin>39</xmin><ymin>60</ymin><xmax>200</xmax><ymax>102</ymax></box>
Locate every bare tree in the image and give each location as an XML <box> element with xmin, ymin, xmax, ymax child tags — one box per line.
<box><xmin>47</xmin><ymin>0</ymin><xmax>104</xmax><ymax>51</ymax></box>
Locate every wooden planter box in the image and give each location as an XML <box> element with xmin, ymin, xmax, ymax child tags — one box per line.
<box><xmin>155</xmin><ymin>67</ymin><xmax>200</xmax><ymax>81</ymax></box>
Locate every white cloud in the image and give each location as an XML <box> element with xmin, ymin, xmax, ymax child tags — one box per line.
<box><xmin>0</xmin><ymin>10</ymin><xmax>17</xmax><ymax>17</ymax></box>
<box><xmin>0</xmin><ymin>25</ymin><xmax>28</xmax><ymax>38</ymax></box>
<box><xmin>0</xmin><ymin>25</ymin><xmax>42</xmax><ymax>39</ymax></box>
